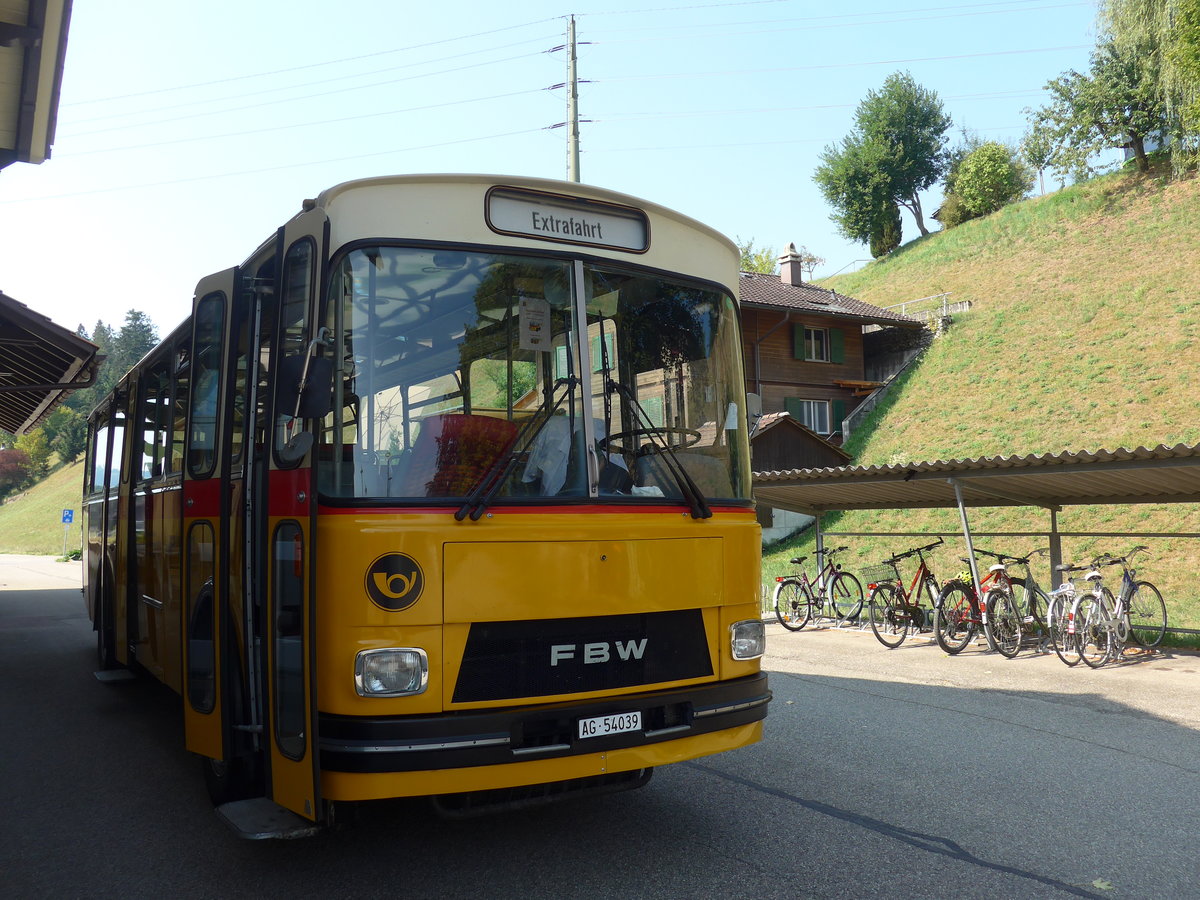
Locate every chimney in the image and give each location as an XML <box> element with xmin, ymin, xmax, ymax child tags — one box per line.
<box><xmin>778</xmin><ymin>242</ymin><xmax>804</xmax><ymax>286</ymax></box>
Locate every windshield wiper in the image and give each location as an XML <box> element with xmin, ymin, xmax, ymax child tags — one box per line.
<box><xmin>455</xmin><ymin>375</ymin><xmax>579</xmax><ymax>522</ymax></box>
<box><xmin>606</xmin><ymin>380</ymin><xmax>711</xmax><ymax>520</ymax></box>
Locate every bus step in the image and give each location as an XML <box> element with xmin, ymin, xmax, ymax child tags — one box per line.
<box><xmin>216</xmin><ymin>797</ymin><xmax>320</xmax><ymax>840</ymax></box>
<box><xmin>93</xmin><ymin>669</ymin><xmax>136</xmax><ymax>682</ymax></box>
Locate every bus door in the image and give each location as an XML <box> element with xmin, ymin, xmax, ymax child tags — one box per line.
<box><xmin>181</xmin><ymin>269</ymin><xmax>240</xmax><ymax>762</ymax></box>
<box><xmin>260</xmin><ymin>209</ymin><xmax>328</xmax><ymax>821</ymax></box>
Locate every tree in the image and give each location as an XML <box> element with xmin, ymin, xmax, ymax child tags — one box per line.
<box><xmin>736</xmin><ymin>238</ymin><xmax>778</xmax><ymax>274</ymax></box>
<box><xmin>853</xmin><ymin>71</ymin><xmax>952</xmax><ymax>236</ymax></box>
<box><xmin>1103</xmin><ymin>0</ymin><xmax>1200</xmax><ymax>168</ymax></box>
<box><xmin>814</xmin><ymin>71</ymin><xmax>951</xmax><ymax>247</ymax></box>
<box><xmin>14</xmin><ymin>428</ymin><xmax>51</xmax><ymax>480</ymax></box>
<box><xmin>112</xmin><ymin>310</ymin><xmax>158</xmax><ymax>374</ymax></box>
<box><xmin>869</xmin><ymin>203</ymin><xmax>902</xmax><ymax>258</ymax></box>
<box><xmin>953</xmin><ymin>142</ymin><xmax>1034</xmax><ymax>217</ymax></box>
<box><xmin>0</xmin><ymin>448</ymin><xmax>32</xmax><ymax>499</ymax></box>
<box><xmin>1020</xmin><ymin>127</ymin><xmax>1057</xmax><ymax>194</ymax></box>
<box><xmin>814</xmin><ymin>133</ymin><xmax>897</xmax><ymax>249</ymax></box>
<box><xmin>1028</xmin><ymin>37</ymin><xmax>1170</xmax><ymax>176</ymax></box>
<box><xmin>737</xmin><ymin>239</ymin><xmax>825</xmax><ymax>276</ymax></box>
<box><xmin>48</xmin><ymin>408</ymin><xmax>88</xmax><ymax>462</ymax></box>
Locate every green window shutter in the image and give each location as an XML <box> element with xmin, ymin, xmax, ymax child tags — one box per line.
<box><xmin>831</xmin><ymin>399</ymin><xmax>846</xmax><ymax>433</ymax></box>
<box><xmin>829</xmin><ymin>328</ymin><xmax>845</xmax><ymax>364</ymax></box>
<box><xmin>793</xmin><ymin>324</ymin><xmax>805</xmax><ymax>359</ymax></box>
<box><xmin>784</xmin><ymin>397</ymin><xmax>802</xmax><ymax>419</ymax></box>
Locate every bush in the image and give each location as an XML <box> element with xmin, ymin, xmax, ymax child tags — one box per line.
<box><xmin>955</xmin><ymin>142</ymin><xmax>1034</xmax><ymax>217</ymax></box>
<box><xmin>936</xmin><ymin>191</ymin><xmax>976</xmax><ymax>228</ymax></box>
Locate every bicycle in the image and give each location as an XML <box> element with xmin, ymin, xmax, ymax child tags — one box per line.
<box><xmin>1102</xmin><ymin>546</ymin><xmax>1168</xmax><ymax>650</ymax></box>
<box><xmin>864</xmin><ymin>538</ymin><xmax>944</xmax><ymax>649</ymax></box>
<box><xmin>1078</xmin><ymin>546</ymin><xmax>1168</xmax><ymax>667</ymax></box>
<box><xmin>1047</xmin><ymin>563</ymin><xmax>1086</xmax><ymax>667</ymax></box>
<box><xmin>933</xmin><ymin>549</ymin><xmax>1024</xmax><ymax>658</ymax></box>
<box><xmin>773</xmin><ymin>545</ymin><xmax>865</xmax><ymax>631</ymax></box>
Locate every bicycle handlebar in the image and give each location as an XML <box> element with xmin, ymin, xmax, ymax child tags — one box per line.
<box><xmin>815</xmin><ymin>545</ymin><xmax>849</xmax><ymax>556</ymax></box>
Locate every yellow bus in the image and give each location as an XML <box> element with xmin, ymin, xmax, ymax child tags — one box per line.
<box><xmin>83</xmin><ymin>174</ymin><xmax>768</xmax><ymax>837</ymax></box>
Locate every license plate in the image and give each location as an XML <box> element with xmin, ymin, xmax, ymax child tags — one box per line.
<box><xmin>578</xmin><ymin>711</ymin><xmax>642</xmax><ymax>740</ymax></box>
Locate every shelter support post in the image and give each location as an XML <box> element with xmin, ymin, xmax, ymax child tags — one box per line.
<box><xmin>1048</xmin><ymin>508</ymin><xmax>1063</xmax><ymax>593</ymax></box>
<box><xmin>949</xmin><ymin>478</ymin><xmax>983</xmax><ymax>607</ymax></box>
<box><xmin>814</xmin><ymin>513</ymin><xmax>825</xmax><ymax>593</ymax></box>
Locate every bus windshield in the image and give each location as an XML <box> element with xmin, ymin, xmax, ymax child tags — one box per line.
<box><xmin>317</xmin><ymin>246</ymin><xmax>750</xmax><ymax>503</ymax></box>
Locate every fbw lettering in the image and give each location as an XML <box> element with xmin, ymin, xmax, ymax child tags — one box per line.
<box><xmin>550</xmin><ymin>639</ymin><xmax>648</xmax><ymax>666</ymax></box>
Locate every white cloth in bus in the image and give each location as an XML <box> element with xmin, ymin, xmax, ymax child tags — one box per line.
<box><xmin>522</xmin><ymin>416</ymin><xmax>624</xmax><ymax>495</ymax></box>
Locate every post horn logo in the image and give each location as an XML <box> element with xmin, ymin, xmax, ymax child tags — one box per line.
<box><xmin>365</xmin><ymin>553</ymin><xmax>425</xmax><ymax>611</ymax></box>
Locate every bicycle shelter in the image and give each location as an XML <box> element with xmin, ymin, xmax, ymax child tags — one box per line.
<box><xmin>753</xmin><ymin>442</ymin><xmax>1200</xmax><ymax>604</ymax></box>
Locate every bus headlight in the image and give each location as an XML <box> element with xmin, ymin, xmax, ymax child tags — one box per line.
<box><xmin>730</xmin><ymin>620</ymin><xmax>765</xmax><ymax>660</ymax></box>
<box><xmin>354</xmin><ymin>648</ymin><xmax>429</xmax><ymax>697</ymax></box>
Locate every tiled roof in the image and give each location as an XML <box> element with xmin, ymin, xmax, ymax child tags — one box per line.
<box><xmin>737</xmin><ymin>272</ymin><xmax>921</xmax><ymax>327</ymax></box>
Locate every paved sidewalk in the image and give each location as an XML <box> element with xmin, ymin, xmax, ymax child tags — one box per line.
<box><xmin>0</xmin><ymin>554</ymin><xmax>83</xmax><ymax>591</ymax></box>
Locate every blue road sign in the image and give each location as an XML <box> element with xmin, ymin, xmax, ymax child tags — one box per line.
<box><xmin>61</xmin><ymin>509</ymin><xmax>74</xmax><ymax>524</ymax></box>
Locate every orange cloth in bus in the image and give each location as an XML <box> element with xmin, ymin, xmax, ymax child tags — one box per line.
<box><xmin>396</xmin><ymin>414</ymin><xmax>519</xmax><ymax>498</ymax></box>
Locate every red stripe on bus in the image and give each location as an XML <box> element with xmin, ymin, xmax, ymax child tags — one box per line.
<box><xmin>268</xmin><ymin>467</ymin><xmax>312</xmax><ymax>517</ymax></box>
<box><xmin>315</xmin><ymin>503</ymin><xmax>752</xmax><ymax>516</ymax></box>
<box><xmin>182</xmin><ymin>478</ymin><xmax>222</xmax><ymax>518</ymax></box>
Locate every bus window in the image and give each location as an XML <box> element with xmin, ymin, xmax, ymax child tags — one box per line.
<box><xmin>319</xmin><ymin>248</ymin><xmax>583</xmax><ymax>500</ymax></box>
<box><xmin>170</xmin><ymin>343</ymin><xmax>190</xmax><ymax>474</ymax></box>
<box><xmin>185</xmin><ymin>521</ymin><xmax>216</xmax><ymax>713</ymax></box>
<box><xmin>273</xmin><ymin>239</ymin><xmax>313</xmax><ymax>466</ymax></box>
<box><xmin>188</xmin><ymin>293</ymin><xmax>225</xmax><ymax>479</ymax></box>
<box><xmin>583</xmin><ymin>266</ymin><xmax>748</xmax><ymax>502</ymax></box>
<box><xmin>272</xmin><ymin>521</ymin><xmax>306</xmax><ymax>760</ymax></box>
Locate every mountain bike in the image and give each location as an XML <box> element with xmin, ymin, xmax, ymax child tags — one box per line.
<box><xmin>864</xmin><ymin>538</ymin><xmax>944</xmax><ymax>649</ymax></box>
<box><xmin>933</xmin><ymin>549</ymin><xmax>1023</xmax><ymax>658</ymax></box>
<box><xmin>773</xmin><ymin>545</ymin><xmax>864</xmax><ymax>631</ymax></box>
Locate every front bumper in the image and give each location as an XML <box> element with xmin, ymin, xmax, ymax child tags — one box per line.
<box><xmin>319</xmin><ymin>672</ymin><xmax>770</xmax><ymax>774</ymax></box>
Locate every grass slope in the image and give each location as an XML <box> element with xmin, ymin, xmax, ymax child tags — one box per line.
<box><xmin>0</xmin><ymin>460</ymin><xmax>86</xmax><ymax>556</ymax></box>
<box><xmin>764</xmin><ymin>165</ymin><xmax>1200</xmax><ymax>632</ymax></box>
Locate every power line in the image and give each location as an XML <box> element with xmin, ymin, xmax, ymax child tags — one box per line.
<box><xmin>67</xmin><ymin>88</ymin><xmax>551</xmax><ymax>157</ymax></box>
<box><xmin>592</xmin><ymin>44</ymin><xmax>1091</xmax><ymax>85</ymax></box>
<box><xmin>64</xmin><ymin>34</ymin><xmax>559</xmax><ymax>128</ymax></box>
<box><xmin>62</xmin><ymin>16</ymin><xmax>565</xmax><ymax>107</ymax></box>
<box><xmin>64</xmin><ymin>49</ymin><xmax>555</xmax><ymax>139</ymax></box>
<box><xmin>585</xmin><ymin>2</ymin><xmax>1093</xmax><ymax>43</ymax></box>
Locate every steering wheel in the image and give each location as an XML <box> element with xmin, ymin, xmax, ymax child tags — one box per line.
<box><xmin>599</xmin><ymin>427</ymin><xmax>702</xmax><ymax>457</ymax></box>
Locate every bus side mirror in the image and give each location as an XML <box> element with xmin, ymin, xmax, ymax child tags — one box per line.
<box><xmin>278</xmin><ymin>354</ymin><xmax>334</xmax><ymax>419</ymax></box>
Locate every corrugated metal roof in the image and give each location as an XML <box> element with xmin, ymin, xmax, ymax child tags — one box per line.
<box><xmin>752</xmin><ymin>443</ymin><xmax>1200</xmax><ymax>513</ymax></box>
<box><xmin>0</xmin><ymin>291</ymin><xmax>99</xmax><ymax>434</ymax></box>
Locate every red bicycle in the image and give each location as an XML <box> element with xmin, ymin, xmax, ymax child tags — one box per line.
<box><xmin>864</xmin><ymin>538</ymin><xmax>944</xmax><ymax>648</ymax></box>
<box><xmin>933</xmin><ymin>549</ymin><xmax>1025</xmax><ymax>658</ymax></box>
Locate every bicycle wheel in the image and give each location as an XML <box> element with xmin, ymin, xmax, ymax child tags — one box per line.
<box><xmin>1010</xmin><ymin>577</ymin><xmax>1047</xmax><ymax>633</ymax></box>
<box><xmin>934</xmin><ymin>580</ymin><xmax>977</xmax><ymax>655</ymax></box>
<box><xmin>1127</xmin><ymin>580</ymin><xmax>1167</xmax><ymax>648</ymax></box>
<box><xmin>984</xmin><ymin>588</ymin><xmax>1022</xmax><ymax>659</ymax></box>
<box><xmin>828</xmin><ymin>572</ymin><xmax>864</xmax><ymax>623</ymax></box>
<box><xmin>1079</xmin><ymin>590</ymin><xmax>1115</xmax><ymax>668</ymax></box>
<box><xmin>774</xmin><ymin>580</ymin><xmax>812</xmax><ymax>631</ymax></box>
<box><xmin>1050</xmin><ymin>597</ymin><xmax>1082</xmax><ymax>666</ymax></box>
<box><xmin>868</xmin><ymin>582</ymin><xmax>909</xmax><ymax>648</ymax></box>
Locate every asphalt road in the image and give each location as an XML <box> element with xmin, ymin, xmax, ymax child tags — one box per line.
<box><xmin>2</xmin><ymin>555</ymin><xmax>1198</xmax><ymax>899</ymax></box>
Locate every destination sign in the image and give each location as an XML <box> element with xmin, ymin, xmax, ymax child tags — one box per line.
<box><xmin>486</xmin><ymin>186</ymin><xmax>649</xmax><ymax>252</ymax></box>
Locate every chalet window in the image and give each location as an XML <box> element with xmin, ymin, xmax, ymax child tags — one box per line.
<box><xmin>786</xmin><ymin>398</ymin><xmax>831</xmax><ymax>434</ymax></box>
<box><xmin>793</xmin><ymin>325</ymin><xmax>845</xmax><ymax>363</ymax></box>
<box><xmin>805</xmin><ymin>327</ymin><xmax>828</xmax><ymax>362</ymax></box>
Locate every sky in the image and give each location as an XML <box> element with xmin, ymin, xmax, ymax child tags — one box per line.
<box><xmin>0</xmin><ymin>0</ymin><xmax>1105</xmax><ymax>340</ymax></box>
